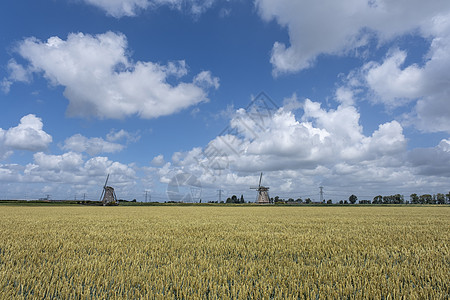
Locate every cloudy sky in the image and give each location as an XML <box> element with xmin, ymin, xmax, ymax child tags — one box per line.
<box><xmin>1</xmin><ymin>0</ymin><xmax>449</xmax><ymax>202</ymax></box>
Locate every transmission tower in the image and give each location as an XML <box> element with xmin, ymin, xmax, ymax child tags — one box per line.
<box><xmin>319</xmin><ymin>186</ymin><xmax>324</xmax><ymax>203</ymax></box>
<box><xmin>217</xmin><ymin>189</ymin><xmax>224</xmax><ymax>202</ymax></box>
<box><xmin>144</xmin><ymin>190</ymin><xmax>151</xmax><ymax>202</ymax></box>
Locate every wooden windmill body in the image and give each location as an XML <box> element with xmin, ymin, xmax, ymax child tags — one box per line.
<box><xmin>100</xmin><ymin>174</ymin><xmax>118</xmax><ymax>206</ymax></box>
<box><xmin>250</xmin><ymin>172</ymin><xmax>270</xmax><ymax>204</ymax></box>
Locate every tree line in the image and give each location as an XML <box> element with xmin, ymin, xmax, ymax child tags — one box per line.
<box><xmin>282</xmin><ymin>193</ymin><xmax>450</xmax><ymax>205</ymax></box>
<box><xmin>202</xmin><ymin>192</ymin><xmax>450</xmax><ymax>205</ymax></box>
<box><xmin>353</xmin><ymin>193</ymin><xmax>449</xmax><ymax>205</ymax></box>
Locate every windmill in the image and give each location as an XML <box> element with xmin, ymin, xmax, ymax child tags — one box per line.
<box><xmin>100</xmin><ymin>174</ymin><xmax>118</xmax><ymax>206</ymax></box>
<box><xmin>250</xmin><ymin>172</ymin><xmax>270</xmax><ymax>204</ymax></box>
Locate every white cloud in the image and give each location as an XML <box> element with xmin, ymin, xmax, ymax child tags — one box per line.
<box><xmin>0</xmin><ymin>164</ymin><xmax>23</xmax><ymax>182</ymax></box>
<box><xmin>33</xmin><ymin>152</ymin><xmax>84</xmax><ymax>172</ymax></box>
<box><xmin>9</xmin><ymin>31</ymin><xmax>219</xmax><ymax>119</ymax></box>
<box><xmin>25</xmin><ymin>152</ymin><xmax>136</xmax><ymax>185</ymax></box>
<box><xmin>339</xmin><ymin>12</ymin><xmax>450</xmax><ymax>133</ymax></box>
<box><xmin>62</xmin><ymin>134</ymin><xmax>124</xmax><ymax>156</ymax></box>
<box><xmin>151</xmin><ymin>154</ymin><xmax>165</xmax><ymax>166</ymax></box>
<box><xmin>155</xmin><ymin>99</ymin><xmax>410</xmax><ymax>196</ymax></box>
<box><xmin>407</xmin><ymin>139</ymin><xmax>450</xmax><ymax>176</ymax></box>
<box><xmin>193</xmin><ymin>71</ymin><xmax>220</xmax><ymax>90</ymax></box>
<box><xmin>413</xmin><ymin>16</ymin><xmax>450</xmax><ymax>132</ymax></box>
<box><xmin>255</xmin><ymin>0</ymin><xmax>450</xmax><ymax>75</ymax></box>
<box><xmin>189</xmin><ymin>0</ymin><xmax>216</xmax><ymax>16</ymax></box>
<box><xmin>83</xmin><ymin>0</ymin><xmax>150</xmax><ymax>17</ymax></box>
<box><xmin>438</xmin><ymin>139</ymin><xmax>450</xmax><ymax>152</ymax></box>
<box><xmin>1</xmin><ymin>59</ymin><xmax>31</xmax><ymax>93</ymax></box>
<box><xmin>0</xmin><ymin>145</ymin><xmax>13</xmax><ymax>161</ymax></box>
<box><xmin>1</xmin><ymin>79</ymin><xmax>12</xmax><ymax>94</ymax></box>
<box><xmin>106</xmin><ymin>129</ymin><xmax>140</xmax><ymax>143</ymax></box>
<box><xmin>0</xmin><ymin>115</ymin><xmax>52</xmax><ymax>157</ymax></box>
<box><xmin>364</xmin><ymin>49</ymin><xmax>424</xmax><ymax>105</ymax></box>
<box><xmin>281</xmin><ymin>93</ymin><xmax>302</xmax><ymax>111</ymax></box>
<box><xmin>0</xmin><ymin>101</ymin><xmax>444</xmax><ymax>200</ymax></box>
<box><xmin>6</xmin><ymin>59</ymin><xmax>31</xmax><ymax>83</ymax></box>
<box><xmin>0</xmin><ymin>150</ymin><xmax>138</xmax><ymax>199</ymax></box>
<box><xmin>335</xmin><ymin>87</ymin><xmax>356</xmax><ymax>106</ymax></box>
<box><xmin>82</xmin><ymin>0</ymin><xmax>218</xmax><ymax>18</ymax></box>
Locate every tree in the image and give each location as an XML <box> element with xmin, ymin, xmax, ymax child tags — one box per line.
<box><xmin>296</xmin><ymin>198</ymin><xmax>303</xmax><ymax>203</ymax></box>
<box><xmin>420</xmin><ymin>194</ymin><xmax>432</xmax><ymax>204</ymax></box>
<box><xmin>393</xmin><ymin>194</ymin><xmax>404</xmax><ymax>204</ymax></box>
<box><xmin>373</xmin><ymin>195</ymin><xmax>382</xmax><ymax>204</ymax></box>
<box><xmin>240</xmin><ymin>194</ymin><xmax>245</xmax><ymax>204</ymax></box>
<box><xmin>274</xmin><ymin>196</ymin><xmax>286</xmax><ymax>203</ymax></box>
<box><xmin>349</xmin><ymin>194</ymin><xmax>357</xmax><ymax>204</ymax></box>
<box><xmin>305</xmin><ymin>198</ymin><xmax>311</xmax><ymax>204</ymax></box>
<box><xmin>326</xmin><ymin>199</ymin><xmax>333</xmax><ymax>204</ymax></box>
<box><xmin>410</xmin><ymin>193</ymin><xmax>419</xmax><ymax>204</ymax></box>
<box><xmin>436</xmin><ymin>193</ymin><xmax>446</xmax><ymax>204</ymax></box>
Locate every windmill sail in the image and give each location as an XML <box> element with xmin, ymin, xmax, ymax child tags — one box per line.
<box><xmin>100</xmin><ymin>174</ymin><xmax>118</xmax><ymax>206</ymax></box>
<box><xmin>250</xmin><ymin>172</ymin><xmax>270</xmax><ymax>204</ymax></box>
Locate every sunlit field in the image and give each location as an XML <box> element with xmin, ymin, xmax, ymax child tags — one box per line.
<box><xmin>0</xmin><ymin>206</ymin><xmax>448</xmax><ymax>298</ymax></box>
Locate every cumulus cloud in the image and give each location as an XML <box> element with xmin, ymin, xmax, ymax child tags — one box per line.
<box><xmin>83</xmin><ymin>0</ymin><xmax>150</xmax><ymax>17</ymax></box>
<box><xmin>33</xmin><ymin>152</ymin><xmax>84</xmax><ymax>172</ymax></box>
<box><xmin>25</xmin><ymin>152</ymin><xmax>136</xmax><ymax>184</ymax></box>
<box><xmin>255</xmin><ymin>0</ymin><xmax>450</xmax><ymax>75</ymax></box>
<box><xmin>157</xmin><ymin>98</ymin><xmax>408</xmax><ymax>195</ymax></box>
<box><xmin>193</xmin><ymin>71</ymin><xmax>220</xmax><ymax>90</ymax></box>
<box><xmin>335</xmin><ymin>87</ymin><xmax>356</xmax><ymax>106</ymax></box>
<box><xmin>281</xmin><ymin>93</ymin><xmax>302</xmax><ymax>111</ymax></box>
<box><xmin>0</xmin><ymin>145</ymin><xmax>13</xmax><ymax>161</ymax></box>
<box><xmin>8</xmin><ymin>31</ymin><xmax>219</xmax><ymax>119</ymax></box>
<box><xmin>407</xmin><ymin>139</ymin><xmax>450</xmax><ymax>176</ymax></box>
<box><xmin>6</xmin><ymin>59</ymin><xmax>31</xmax><ymax>83</ymax></box>
<box><xmin>146</xmin><ymin>98</ymin><xmax>443</xmax><ymax>199</ymax></box>
<box><xmin>0</xmin><ymin>150</ymin><xmax>138</xmax><ymax>199</ymax></box>
<box><xmin>151</xmin><ymin>154</ymin><xmax>165</xmax><ymax>166</ymax></box>
<box><xmin>62</xmin><ymin>134</ymin><xmax>125</xmax><ymax>156</ymax></box>
<box><xmin>0</xmin><ymin>115</ymin><xmax>52</xmax><ymax>159</ymax></box>
<box><xmin>1</xmin><ymin>59</ymin><xmax>32</xmax><ymax>93</ymax></box>
<box><xmin>106</xmin><ymin>129</ymin><xmax>140</xmax><ymax>143</ymax></box>
<box><xmin>364</xmin><ymin>49</ymin><xmax>424</xmax><ymax>104</ymax></box>
<box><xmin>338</xmin><ymin>12</ymin><xmax>450</xmax><ymax>133</ymax></box>
<box><xmin>82</xmin><ymin>0</ymin><xmax>218</xmax><ymax>18</ymax></box>
<box><xmin>0</xmin><ymin>164</ymin><xmax>23</xmax><ymax>182</ymax></box>
<box><xmin>0</xmin><ymin>101</ymin><xmax>445</xmax><ymax>200</ymax></box>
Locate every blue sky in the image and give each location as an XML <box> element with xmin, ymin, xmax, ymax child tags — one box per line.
<box><xmin>1</xmin><ymin>0</ymin><xmax>449</xmax><ymax>202</ymax></box>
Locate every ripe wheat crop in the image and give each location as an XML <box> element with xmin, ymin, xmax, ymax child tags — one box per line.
<box><xmin>0</xmin><ymin>206</ymin><xmax>448</xmax><ymax>299</ymax></box>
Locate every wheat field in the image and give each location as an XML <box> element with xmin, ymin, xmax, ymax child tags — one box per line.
<box><xmin>0</xmin><ymin>206</ymin><xmax>448</xmax><ymax>299</ymax></box>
